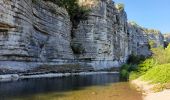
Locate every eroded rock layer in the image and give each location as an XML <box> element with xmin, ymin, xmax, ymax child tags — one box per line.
<box><xmin>0</xmin><ymin>0</ymin><xmax>164</xmax><ymax>72</ymax></box>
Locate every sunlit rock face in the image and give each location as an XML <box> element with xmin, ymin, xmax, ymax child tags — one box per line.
<box><xmin>147</xmin><ymin>32</ymin><xmax>164</xmax><ymax>48</ymax></box>
<box><xmin>73</xmin><ymin>0</ymin><xmax>129</xmax><ymax>69</ymax></box>
<box><xmin>164</xmin><ymin>34</ymin><xmax>170</xmax><ymax>47</ymax></box>
<box><xmin>164</xmin><ymin>34</ymin><xmax>170</xmax><ymax>42</ymax></box>
<box><xmin>0</xmin><ymin>0</ymin><xmax>165</xmax><ymax>72</ymax></box>
<box><xmin>0</xmin><ymin>0</ymin><xmax>74</xmax><ymax>71</ymax></box>
<box><xmin>128</xmin><ymin>24</ymin><xmax>151</xmax><ymax>56</ymax></box>
<box><xmin>78</xmin><ymin>0</ymin><xmax>99</xmax><ymax>7</ymax></box>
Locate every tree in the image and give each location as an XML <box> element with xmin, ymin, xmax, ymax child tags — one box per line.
<box><xmin>115</xmin><ymin>3</ymin><xmax>125</xmax><ymax>11</ymax></box>
<box><xmin>45</xmin><ymin>0</ymin><xmax>90</xmax><ymax>28</ymax></box>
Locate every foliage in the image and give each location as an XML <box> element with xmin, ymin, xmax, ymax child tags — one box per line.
<box><xmin>120</xmin><ymin>64</ymin><xmax>140</xmax><ymax>81</ymax></box>
<box><xmin>120</xmin><ymin>54</ymin><xmax>147</xmax><ymax>80</ymax></box>
<box><xmin>115</xmin><ymin>3</ymin><xmax>124</xmax><ymax>11</ymax></box>
<box><xmin>127</xmin><ymin>54</ymin><xmax>145</xmax><ymax>64</ymax></box>
<box><xmin>148</xmin><ymin>40</ymin><xmax>156</xmax><ymax>49</ymax></box>
<box><xmin>151</xmin><ymin>45</ymin><xmax>170</xmax><ymax>64</ymax></box>
<box><xmin>141</xmin><ymin>64</ymin><xmax>170</xmax><ymax>83</ymax></box>
<box><xmin>71</xmin><ymin>43</ymin><xmax>85</xmax><ymax>54</ymax></box>
<box><xmin>126</xmin><ymin>44</ymin><xmax>170</xmax><ymax>81</ymax></box>
<box><xmin>129</xmin><ymin>71</ymin><xmax>141</xmax><ymax>81</ymax></box>
<box><xmin>137</xmin><ymin>58</ymin><xmax>156</xmax><ymax>74</ymax></box>
<box><xmin>129</xmin><ymin>21</ymin><xmax>141</xmax><ymax>28</ymax></box>
<box><xmin>129</xmin><ymin>44</ymin><xmax>170</xmax><ymax>87</ymax></box>
<box><xmin>143</xmin><ymin>28</ymin><xmax>160</xmax><ymax>35</ymax></box>
<box><xmin>129</xmin><ymin>58</ymin><xmax>156</xmax><ymax>80</ymax></box>
<box><xmin>33</xmin><ymin>0</ymin><xmax>90</xmax><ymax>33</ymax></box>
<box><xmin>120</xmin><ymin>64</ymin><xmax>131</xmax><ymax>80</ymax></box>
<box><xmin>152</xmin><ymin>84</ymin><xmax>166</xmax><ymax>92</ymax></box>
<box><xmin>48</xmin><ymin>0</ymin><xmax>90</xmax><ymax>28</ymax></box>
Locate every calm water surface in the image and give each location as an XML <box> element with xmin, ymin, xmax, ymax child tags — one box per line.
<box><xmin>0</xmin><ymin>73</ymin><xmax>142</xmax><ymax>100</ymax></box>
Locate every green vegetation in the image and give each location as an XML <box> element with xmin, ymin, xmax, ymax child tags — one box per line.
<box><xmin>126</xmin><ymin>44</ymin><xmax>170</xmax><ymax>91</ymax></box>
<box><xmin>52</xmin><ymin>0</ymin><xmax>90</xmax><ymax>28</ymax></box>
<box><xmin>71</xmin><ymin>42</ymin><xmax>85</xmax><ymax>54</ymax></box>
<box><xmin>143</xmin><ymin>28</ymin><xmax>161</xmax><ymax>35</ymax></box>
<box><xmin>141</xmin><ymin>64</ymin><xmax>170</xmax><ymax>83</ymax></box>
<box><xmin>115</xmin><ymin>3</ymin><xmax>125</xmax><ymax>11</ymax></box>
<box><xmin>33</xmin><ymin>0</ymin><xmax>90</xmax><ymax>35</ymax></box>
<box><xmin>129</xmin><ymin>21</ymin><xmax>141</xmax><ymax>28</ymax></box>
<box><xmin>121</xmin><ymin>44</ymin><xmax>170</xmax><ymax>85</ymax></box>
<box><xmin>120</xmin><ymin>54</ymin><xmax>145</xmax><ymax>81</ymax></box>
<box><xmin>148</xmin><ymin>40</ymin><xmax>156</xmax><ymax>48</ymax></box>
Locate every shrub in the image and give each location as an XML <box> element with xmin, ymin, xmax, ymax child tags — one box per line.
<box><xmin>120</xmin><ymin>64</ymin><xmax>138</xmax><ymax>81</ymax></box>
<box><xmin>129</xmin><ymin>71</ymin><xmax>141</xmax><ymax>81</ymax></box>
<box><xmin>151</xmin><ymin>45</ymin><xmax>170</xmax><ymax>64</ymax></box>
<box><xmin>71</xmin><ymin>43</ymin><xmax>85</xmax><ymax>54</ymax></box>
<box><xmin>120</xmin><ymin>54</ymin><xmax>147</xmax><ymax>80</ymax></box>
<box><xmin>137</xmin><ymin>58</ymin><xmax>156</xmax><ymax>74</ymax></box>
<box><xmin>38</xmin><ymin>0</ymin><xmax>90</xmax><ymax>34</ymax></box>
<box><xmin>52</xmin><ymin>0</ymin><xmax>90</xmax><ymax>28</ymax></box>
<box><xmin>141</xmin><ymin>64</ymin><xmax>170</xmax><ymax>84</ymax></box>
<box><xmin>115</xmin><ymin>3</ymin><xmax>125</xmax><ymax>11</ymax></box>
<box><xmin>148</xmin><ymin>40</ymin><xmax>157</xmax><ymax>49</ymax></box>
<box><xmin>127</xmin><ymin>54</ymin><xmax>145</xmax><ymax>64</ymax></box>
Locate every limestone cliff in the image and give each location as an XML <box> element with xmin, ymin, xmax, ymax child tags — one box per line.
<box><xmin>73</xmin><ymin>0</ymin><xmax>129</xmax><ymax>69</ymax></box>
<box><xmin>0</xmin><ymin>0</ymin><xmax>74</xmax><ymax>71</ymax></box>
<box><xmin>164</xmin><ymin>34</ymin><xmax>170</xmax><ymax>43</ymax></box>
<box><xmin>128</xmin><ymin>23</ymin><xmax>151</xmax><ymax>56</ymax></box>
<box><xmin>0</xmin><ymin>0</ymin><xmax>165</xmax><ymax>73</ymax></box>
<box><xmin>145</xmin><ymin>29</ymin><xmax>164</xmax><ymax>48</ymax></box>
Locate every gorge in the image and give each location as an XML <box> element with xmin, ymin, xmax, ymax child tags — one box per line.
<box><xmin>0</xmin><ymin>0</ymin><xmax>165</xmax><ymax>74</ymax></box>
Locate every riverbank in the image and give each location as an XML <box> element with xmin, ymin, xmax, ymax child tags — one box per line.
<box><xmin>131</xmin><ymin>78</ymin><xmax>170</xmax><ymax>100</ymax></box>
<box><xmin>0</xmin><ymin>71</ymin><xmax>119</xmax><ymax>82</ymax></box>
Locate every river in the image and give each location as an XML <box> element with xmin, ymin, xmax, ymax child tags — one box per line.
<box><xmin>0</xmin><ymin>73</ymin><xmax>142</xmax><ymax>100</ymax></box>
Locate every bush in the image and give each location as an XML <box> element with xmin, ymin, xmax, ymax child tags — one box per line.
<box><xmin>129</xmin><ymin>71</ymin><xmax>141</xmax><ymax>81</ymax></box>
<box><xmin>137</xmin><ymin>58</ymin><xmax>156</xmax><ymax>74</ymax></box>
<box><xmin>71</xmin><ymin>43</ymin><xmax>85</xmax><ymax>54</ymax></box>
<box><xmin>149</xmin><ymin>40</ymin><xmax>157</xmax><ymax>48</ymax></box>
<box><xmin>129</xmin><ymin>58</ymin><xmax>156</xmax><ymax>80</ymax></box>
<box><xmin>151</xmin><ymin>45</ymin><xmax>170</xmax><ymax>64</ymax></box>
<box><xmin>52</xmin><ymin>0</ymin><xmax>90</xmax><ymax>27</ymax></box>
<box><xmin>120</xmin><ymin>54</ymin><xmax>146</xmax><ymax>81</ymax></box>
<box><xmin>115</xmin><ymin>3</ymin><xmax>124</xmax><ymax>11</ymax></box>
<box><xmin>127</xmin><ymin>54</ymin><xmax>145</xmax><ymax>64</ymax></box>
<box><xmin>128</xmin><ymin>44</ymin><xmax>170</xmax><ymax>85</ymax></box>
<box><xmin>120</xmin><ymin>64</ymin><xmax>138</xmax><ymax>81</ymax></box>
<box><xmin>141</xmin><ymin>64</ymin><xmax>170</xmax><ymax>84</ymax></box>
<box><xmin>38</xmin><ymin>0</ymin><xmax>90</xmax><ymax>33</ymax></box>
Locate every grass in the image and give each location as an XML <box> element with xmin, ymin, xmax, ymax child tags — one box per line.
<box><xmin>120</xmin><ymin>54</ymin><xmax>146</xmax><ymax>81</ymax></box>
<box><xmin>141</xmin><ymin>64</ymin><xmax>170</xmax><ymax>84</ymax></box>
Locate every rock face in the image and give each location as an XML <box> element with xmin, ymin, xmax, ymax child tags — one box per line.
<box><xmin>146</xmin><ymin>31</ymin><xmax>164</xmax><ymax>48</ymax></box>
<box><xmin>128</xmin><ymin>24</ymin><xmax>151</xmax><ymax>56</ymax></box>
<box><xmin>164</xmin><ymin>34</ymin><xmax>170</xmax><ymax>47</ymax></box>
<box><xmin>73</xmin><ymin>0</ymin><xmax>129</xmax><ymax>69</ymax></box>
<box><xmin>164</xmin><ymin>34</ymin><xmax>170</xmax><ymax>43</ymax></box>
<box><xmin>0</xmin><ymin>0</ymin><xmax>73</xmax><ymax>71</ymax></box>
<box><xmin>0</xmin><ymin>0</ymin><xmax>165</xmax><ymax>72</ymax></box>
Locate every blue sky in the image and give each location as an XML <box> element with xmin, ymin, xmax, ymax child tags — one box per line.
<box><xmin>114</xmin><ymin>0</ymin><xmax>170</xmax><ymax>34</ymax></box>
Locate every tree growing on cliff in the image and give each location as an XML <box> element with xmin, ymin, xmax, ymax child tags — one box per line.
<box><xmin>45</xmin><ymin>0</ymin><xmax>90</xmax><ymax>28</ymax></box>
<box><xmin>115</xmin><ymin>3</ymin><xmax>124</xmax><ymax>11</ymax></box>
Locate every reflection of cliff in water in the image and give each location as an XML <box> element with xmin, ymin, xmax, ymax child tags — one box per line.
<box><xmin>0</xmin><ymin>74</ymin><xmax>119</xmax><ymax>98</ymax></box>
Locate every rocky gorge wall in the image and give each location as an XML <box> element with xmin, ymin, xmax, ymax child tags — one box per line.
<box><xmin>0</xmin><ymin>0</ymin><xmax>74</xmax><ymax>71</ymax></box>
<box><xmin>0</xmin><ymin>0</ymin><xmax>165</xmax><ymax>73</ymax></box>
<box><xmin>73</xmin><ymin>0</ymin><xmax>129</xmax><ymax>69</ymax></box>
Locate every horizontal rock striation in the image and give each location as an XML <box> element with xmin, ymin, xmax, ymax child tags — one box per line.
<box><xmin>0</xmin><ymin>0</ymin><xmax>165</xmax><ymax>73</ymax></box>
<box><xmin>0</xmin><ymin>0</ymin><xmax>74</xmax><ymax>71</ymax></box>
<box><xmin>73</xmin><ymin>0</ymin><xmax>129</xmax><ymax>69</ymax></box>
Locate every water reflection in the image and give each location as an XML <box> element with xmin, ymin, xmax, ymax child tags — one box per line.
<box><xmin>0</xmin><ymin>73</ymin><xmax>119</xmax><ymax>99</ymax></box>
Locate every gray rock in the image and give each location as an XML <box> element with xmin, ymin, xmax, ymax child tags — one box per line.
<box><xmin>0</xmin><ymin>0</ymin><xmax>165</xmax><ymax>73</ymax></box>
